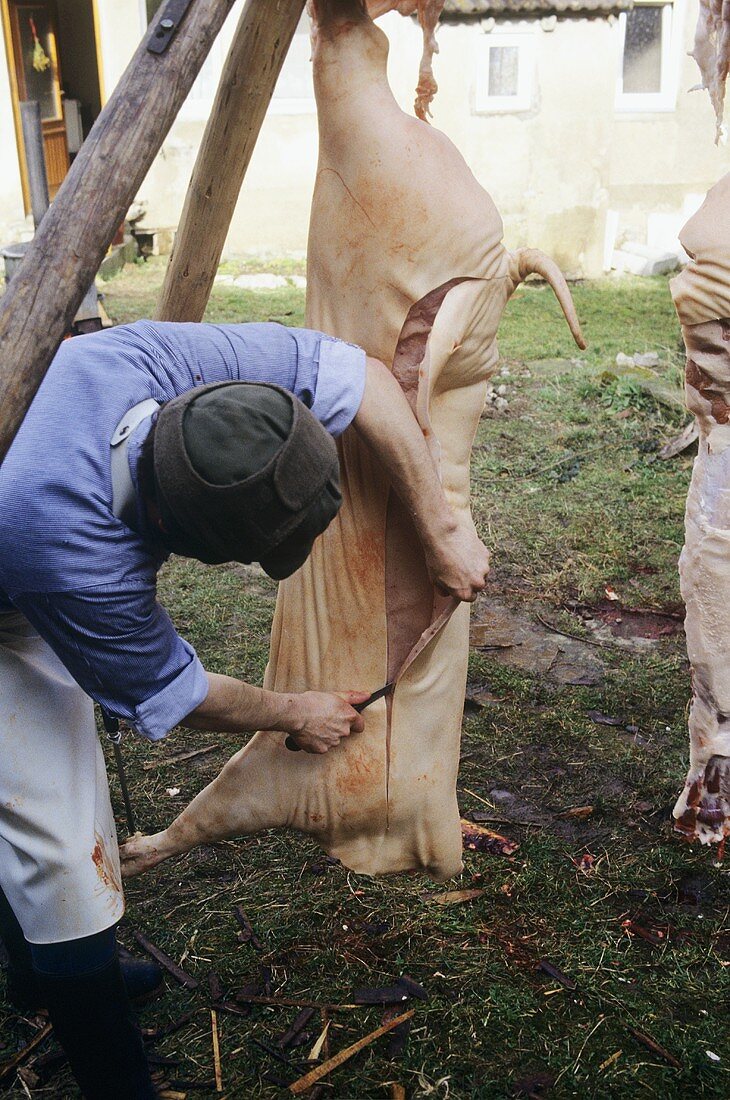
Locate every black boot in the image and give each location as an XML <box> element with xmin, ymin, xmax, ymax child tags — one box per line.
<box><xmin>0</xmin><ymin>887</ymin><xmax>162</xmax><ymax>1011</ymax></box>
<box><xmin>34</xmin><ymin>955</ymin><xmax>158</xmax><ymax>1099</ymax></box>
<box><xmin>0</xmin><ymin>886</ymin><xmax>39</xmax><ymax>1013</ymax></box>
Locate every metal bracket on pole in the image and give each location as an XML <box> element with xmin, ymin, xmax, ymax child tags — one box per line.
<box><xmin>101</xmin><ymin>708</ymin><xmax>137</xmax><ymax>836</ymax></box>
<box><xmin>147</xmin><ymin>0</ymin><xmax>195</xmax><ymax>54</ymax></box>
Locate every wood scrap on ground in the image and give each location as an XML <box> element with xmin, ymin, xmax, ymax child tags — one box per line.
<box><xmin>143</xmin><ymin>745</ymin><xmax>220</xmax><ymax>770</ymax></box>
<box><xmin>210</xmin><ymin>1009</ymin><xmax>222</xmax><ymax>1092</ymax></box>
<box><xmin>0</xmin><ymin>1023</ymin><xmax>53</xmax><ymax>1082</ymax></box>
<box><xmin>134</xmin><ymin>931</ymin><xmax>199</xmax><ymax>990</ymax></box>
<box><xmin>461</xmin><ymin>819</ymin><xmax>519</xmax><ymax>857</ymax></box>
<box><xmin>628</xmin><ymin>1027</ymin><xmax>681</xmax><ymax>1069</ymax></box>
<box><xmin>288</xmin><ymin>1009</ymin><xmax>415</xmax><ymax>1095</ymax></box>
<box><xmin>307</xmin><ymin>1020</ymin><xmax>330</xmax><ymax>1062</ymax></box>
<box><xmin>537</xmin><ymin>960</ymin><xmax>576</xmax><ymax>991</ymax></box>
<box><xmin>276</xmin><ymin>1007</ymin><xmax>316</xmax><ymax>1049</ymax></box>
<box><xmin>351</xmin><ymin>976</ymin><xmax>426</xmax><ymax>1005</ymax></box>
<box><xmin>233</xmin><ymin>906</ymin><xmax>263</xmax><ymax>950</ymax></box>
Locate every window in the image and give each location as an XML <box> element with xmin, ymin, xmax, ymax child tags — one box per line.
<box><xmin>474</xmin><ymin>32</ymin><xmax>535</xmax><ymax>114</ymax></box>
<box><xmin>616</xmin><ymin>2</ymin><xmax>680</xmax><ymax>112</ymax></box>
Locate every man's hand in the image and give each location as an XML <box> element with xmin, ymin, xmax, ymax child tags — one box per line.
<box><xmin>183</xmin><ymin>675</ymin><xmax>371</xmax><ymax>750</ymax></box>
<box><xmin>424</xmin><ymin>517</ymin><xmax>491</xmax><ymax>603</ymax></box>
<box><xmin>286</xmin><ymin>690</ymin><xmax>370</xmax><ymax>753</ymax></box>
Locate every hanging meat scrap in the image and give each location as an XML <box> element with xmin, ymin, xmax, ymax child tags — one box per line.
<box><xmin>120</xmin><ymin>0</ymin><xmax>583</xmax><ymax>883</ymax></box>
<box><xmin>364</xmin><ymin>0</ymin><xmax>447</xmax><ymax>119</ymax></box>
<box><xmin>690</xmin><ymin>0</ymin><xmax>730</xmax><ymax>142</ymax></box>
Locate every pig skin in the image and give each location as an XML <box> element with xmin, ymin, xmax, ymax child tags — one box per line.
<box><xmin>671</xmin><ymin>175</ymin><xmax>730</xmax><ymax>846</ymax></box>
<box><xmin>120</xmin><ymin>3</ymin><xmax>583</xmax><ymax>882</ymax></box>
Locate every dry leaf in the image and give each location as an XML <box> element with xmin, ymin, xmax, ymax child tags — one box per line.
<box><xmin>423</xmin><ymin>888</ymin><xmax>485</xmax><ymax>906</ymax></box>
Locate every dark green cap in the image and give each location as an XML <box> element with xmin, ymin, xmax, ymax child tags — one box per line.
<box><xmin>152</xmin><ymin>381</ymin><xmax>341</xmax><ymax>578</ymax></box>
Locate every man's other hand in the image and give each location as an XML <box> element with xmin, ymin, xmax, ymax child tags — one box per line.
<box><xmin>288</xmin><ymin>690</ymin><xmax>370</xmax><ymax>753</ymax></box>
<box><xmin>425</xmin><ymin>518</ymin><xmax>491</xmax><ymax>603</ymax></box>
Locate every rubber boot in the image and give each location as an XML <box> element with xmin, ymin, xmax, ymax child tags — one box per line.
<box><xmin>34</xmin><ymin>955</ymin><xmax>157</xmax><ymax>1100</ymax></box>
<box><xmin>0</xmin><ymin>887</ymin><xmax>163</xmax><ymax>1012</ymax></box>
<box><xmin>0</xmin><ymin>885</ymin><xmax>38</xmax><ymax>1013</ymax></box>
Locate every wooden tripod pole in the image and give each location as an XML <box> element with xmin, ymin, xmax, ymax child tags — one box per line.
<box><xmin>156</xmin><ymin>0</ymin><xmax>306</xmax><ymax>322</ymax></box>
<box><xmin>0</xmin><ymin>0</ymin><xmax>237</xmax><ymax>465</ymax></box>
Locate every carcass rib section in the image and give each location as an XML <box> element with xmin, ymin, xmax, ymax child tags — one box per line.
<box><xmin>670</xmin><ymin>176</ymin><xmax>730</xmax><ymax>846</ymax></box>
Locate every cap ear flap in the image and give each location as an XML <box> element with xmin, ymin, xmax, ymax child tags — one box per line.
<box><xmin>273</xmin><ymin>403</ymin><xmax>339</xmax><ymax>511</ymax></box>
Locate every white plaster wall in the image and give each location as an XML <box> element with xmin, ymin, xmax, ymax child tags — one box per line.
<box><xmin>94</xmin><ymin>0</ymin><xmax>139</xmax><ymax>98</ymax></box>
<box><xmin>132</xmin><ymin>1</ymin><xmax>319</xmax><ymax>255</ymax></box>
<box><xmin>4</xmin><ymin>0</ymin><xmax>730</xmax><ymax>271</ymax></box>
<box><xmin>0</xmin><ymin>25</ymin><xmax>28</xmax><ymax>244</ymax></box>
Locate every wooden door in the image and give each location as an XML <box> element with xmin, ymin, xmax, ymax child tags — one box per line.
<box><xmin>8</xmin><ymin>0</ymin><xmax>69</xmax><ymax>198</ymax></box>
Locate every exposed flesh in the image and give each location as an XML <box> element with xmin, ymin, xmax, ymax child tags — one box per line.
<box><xmin>120</xmin><ymin>3</ymin><xmax>583</xmax><ymax>882</ymax></box>
<box><xmin>670</xmin><ymin>176</ymin><xmax>730</xmax><ymax>845</ymax></box>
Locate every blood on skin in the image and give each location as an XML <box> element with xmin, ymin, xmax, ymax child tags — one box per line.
<box><xmin>686</xmin><ymin>359</ymin><xmax>730</xmax><ymax>424</ymax></box>
<box><xmin>91</xmin><ymin>832</ymin><xmax>122</xmax><ymax>895</ymax></box>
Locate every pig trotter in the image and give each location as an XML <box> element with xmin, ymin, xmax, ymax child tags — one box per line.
<box><xmin>119</xmin><ymin>832</ymin><xmax>169</xmax><ymax>879</ymax></box>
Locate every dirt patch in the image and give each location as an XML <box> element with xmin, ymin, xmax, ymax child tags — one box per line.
<box><xmin>470</xmin><ymin>601</ymin><xmax>605</xmax><ymax>686</ymax></box>
<box><xmin>590</xmin><ymin>604</ymin><xmax>683</xmax><ymax>640</ymax></box>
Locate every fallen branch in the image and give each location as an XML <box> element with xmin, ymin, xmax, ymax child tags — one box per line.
<box><xmin>628</xmin><ymin>1027</ymin><xmax>681</xmax><ymax>1069</ymax></box>
<box><xmin>0</xmin><ymin>1023</ymin><xmax>53</xmax><ymax>1081</ymax></box>
<box><xmin>211</xmin><ymin>1010</ymin><xmax>222</xmax><ymax>1093</ymax></box>
<box><xmin>133</xmin><ymin>932</ymin><xmax>199</xmax><ymax>990</ymax></box>
<box><xmin>143</xmin><ymin>745</ymin><xmax>220</xmax><ymax>770</ymax></box>
<box><xmin>288</xmin><ymin>1010</ymin><xmax>415</xmax><ymax>1095</ymax></box>
<box><xmin>235</xmin><ymin>994</ymin><xmax>360</xmax><ymax>1011</ymax></box>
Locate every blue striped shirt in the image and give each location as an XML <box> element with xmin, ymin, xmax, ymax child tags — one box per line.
<box><xmin>0</xmin><ymin>321</ymin><xmax>366</xmax><ymax>740</ymax></box>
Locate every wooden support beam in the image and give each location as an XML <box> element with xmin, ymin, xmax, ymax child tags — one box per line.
<box><xmin>0</xmin><ymin>0</ymin><xmax>237</xmax><ymax>464</ymax></box>
<box><xmin>156</xmin><ymin>0</ymin><xmax>306</xmax><ymax>323</ymax></box>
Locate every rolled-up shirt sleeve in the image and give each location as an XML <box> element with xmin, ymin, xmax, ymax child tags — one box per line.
<box><xmin>13</xmin><ymin>585</ymin><xmax>209</xmax><ymax>742</ymax></box>
<box><xmin>311</xmin><ymin>337</ymin><xmax>367</xmax><ymax>437</ymax></box>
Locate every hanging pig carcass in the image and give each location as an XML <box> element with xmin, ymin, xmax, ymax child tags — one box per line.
<box><xmin>121</xmin><ymin>0</ymin><xmax>584</xmax><ymax>881</ymax></box>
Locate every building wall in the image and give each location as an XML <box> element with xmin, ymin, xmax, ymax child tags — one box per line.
<box><xmin>0</xmin><ymin>5</ymin><xmax>28</xmax><ymax>244</ymax></box>
<box><xmin>2</xmin><ymin>0</ymin><xmax>729</xmax><ymax>273</ymax></box>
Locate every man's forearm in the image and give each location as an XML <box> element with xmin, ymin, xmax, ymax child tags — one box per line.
<box><xmin>182</xmin><ymin>672</ymin><xmax>303</xmax><ymax>734</ymax></box>
<box><xmin>181</xmin><ymin>673</ymin><xmax>369</xmax><ymax>754</ymax></box>
<box><xmin>353</xmin><ymin>357</ymin><xmax>456</xmax><ymax>553</ymax></box>
<box><xmin>352</xmin><ymin>357</ymin><xmax>490</xmax><ymax>601</ymax></box>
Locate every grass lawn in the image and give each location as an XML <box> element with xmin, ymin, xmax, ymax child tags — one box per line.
<box><xmin>2</xmin><ymin>262</ymin><xmax>728</xmax><ymax>1098</ymax></box>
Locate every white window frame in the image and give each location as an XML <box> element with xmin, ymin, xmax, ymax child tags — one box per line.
<box><xmin>615</xmin><ymin>0</ymin><xmax>682</xmax><ymax>113</ymax></box>
<box><xmin>474</xmin><ymin>30</ymin><xmax>536</xmax><ymax>115</ymax></box>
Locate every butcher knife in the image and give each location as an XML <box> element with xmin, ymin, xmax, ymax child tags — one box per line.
<box><xmin>284</xmin><ymin>681</ymin><xmax>394</xmax><ymax>752</ymax></box>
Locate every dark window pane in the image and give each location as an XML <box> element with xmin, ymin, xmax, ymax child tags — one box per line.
<box><xmin>146</xmin><ymin>0</ymin><xmax>164</xmax><ymax>24</ymax></box>
<box><xmin>623</xmin><ymin>6</ymin><xmax>663</xmax><ymax>93</ymax></box>
<box><xmin>488</xmin><ymin>46</ymin><xmax>519</xmax><ymax>97</ymax></box>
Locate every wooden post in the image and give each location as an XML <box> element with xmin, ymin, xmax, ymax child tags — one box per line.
<box><xmin>0</xmin><ymin>0</ymin><xmax>237</xmax><ymax>465</ymax></box>
<box><xmin>156</xmin><ymin>0</ymin><xmax>306</xmax><ymax>322</ymax></box>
